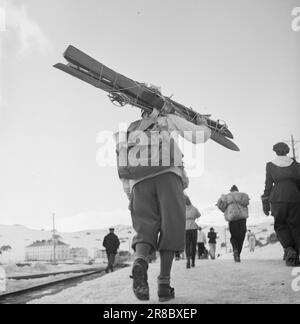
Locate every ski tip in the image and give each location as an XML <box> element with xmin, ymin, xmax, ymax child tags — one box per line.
<box><xmin>232</xmin><ymin>145</ymin><xmax>240</xmax><ymax>152</ymax></box>
<box><xmin>53</xmin><ymin>63</ymin><xmax>67</xmax><ymax>71</ymax></box>
<box><xmin>63</xmin><ymin>45</ymin><xmax>82</xmax><ymax>59</ymax></box>
<box><xmin>225</xmin><ymin>140</ymin><xmax>240</xmax><ymax>152</ymax></box>
<box><xmin>210</xmin><ymin>131</ymin><xmax>240</xmax><ymax>152</ymax></box>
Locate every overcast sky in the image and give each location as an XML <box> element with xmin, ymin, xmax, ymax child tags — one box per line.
<box><xmin>0</xmin><ymin>0</ymin><xmax>299</xmax><ymax>231</ymax></box>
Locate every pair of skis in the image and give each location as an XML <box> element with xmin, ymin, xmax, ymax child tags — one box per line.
<box><xmin>54</xmin><ymin>46</ymin><xmax>239</xmax><ymax>151</ymax></box>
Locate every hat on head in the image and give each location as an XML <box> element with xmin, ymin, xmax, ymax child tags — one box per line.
<box><xmin>273</xmin><ymin>142</ymin><xmax>290</xmax><ymax>156</ymax></box>
<box><xmin>109</xmin><ymin>227</ymin><xmax>115</xmax><ymax>231</ymax></box>
<box><xmin>230</xmin><ymin>185</ymin><xmax>239</xmax><ymax>192</ymax></box>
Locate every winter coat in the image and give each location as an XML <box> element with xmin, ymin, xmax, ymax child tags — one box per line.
<box><xmin>116</xmin><ymin>114</ymin><xmax>211</xmax><ymax>195</ymax></box>
<box><xmin>208</xmin><ymin>232</ymin><xmax>217</xmax><ymax>244</ymax></box>
<box><xmin>185</xmin><ymin>205</ymin><xmax>201</xmax><ymax>230</ymax></box>
<box><xmin>116</xmin><ymin>114</ymin><xmax>211</xmax><ymax>179</ymax></box>
<box><xmin>217</xmin><ymin>192</ymin><xmax>250</xmax><ymax>222</ymax></box>
<box><xmin>103</xmin><ymin>233</ymin><xmax>120</xmax><ymax>254</ymax></box>
<box><xmin>263</xmin><ymin>157</ymin><xmax>300</xmax><ymax>203</ymax></box>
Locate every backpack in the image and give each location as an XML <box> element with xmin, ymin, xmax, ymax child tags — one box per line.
<box><xmin>219</xmin><ymin>192</ymin><xmax>249</xmax><ymax>222</ymax></box>
<box><xmin>116</xmin><ymin>118</ymin><xmax>182</xmax><ymax>180</ymax></box>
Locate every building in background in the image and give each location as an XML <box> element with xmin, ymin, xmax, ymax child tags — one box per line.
<box><xmin>70</xmin><ymin>247</ymin><xmax>89</xmax><ymax>262</ymax></box>
<box><xmin>94</xmin><ymin>248</ymin><xmax>107</xmax><ymax>260</ymax></box>
<box><xmin>25</xmin><ymin>239</ymin><xmax>70</xmax><ymax>262</ymax></box>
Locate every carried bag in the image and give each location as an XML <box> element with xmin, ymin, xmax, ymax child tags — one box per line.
<box><xmin>116</xmin><ymin>119</ymin><xmax>180</xmax><ymax>180</ymax></box>
<box><xmin>225</xmin><ymin>195</ymin><xmax>249</xmax><ymax>222</ymax></box>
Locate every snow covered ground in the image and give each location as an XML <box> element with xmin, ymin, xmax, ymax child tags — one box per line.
<box><xmin>4</xmin><ymin>262</ymin><xmax>103</xmax><ymax>277</ymax></box>
<box><xmin>29</xmin><ymin>243</ymin><xmax>300</xmax><ymax>304</ymax></box>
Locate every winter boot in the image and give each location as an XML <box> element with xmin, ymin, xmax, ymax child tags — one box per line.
<box><xmin>285</xmin><ymin>247</ymin><xmax>297</xmax><ymax>267</ymax></box>
<box><xmin>130</xmin><ymin>258</ymin><xmax>149</xmax><ymax>301</ymax></box>
<box><xmin>283</xmin><ymin>249</ymin><xmax>287</xmax><ymax>261</ymax></box>
<box><xmin>233</xmin><ymin>250</ymin><xmax>240</xmax><ymax>263</ymax></box>
<box><xmin>191</xmin><ymin>258</ymin><xmax>195</xmax><ymax>268</ymax></box>
<box><xmin>186</xmin><ymin>257</ymin><xmax>191</xmax><ymax>269</ymax></box>
<box><xmin>157</xmin><ymin>276</ymin><xmax>175</xmax><ymax>302</ymax></box>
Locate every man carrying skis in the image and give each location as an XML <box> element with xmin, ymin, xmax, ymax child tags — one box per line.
<box><xmin>115</xmin><ymin>106</ymin><xmax>211</xmax><ymax>302</ymax></box>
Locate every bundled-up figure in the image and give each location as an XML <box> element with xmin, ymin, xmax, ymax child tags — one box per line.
<box><xmin>262</xmin><ymin>142</ymin><xmax>300</xmax><ymax>267</ymax></box>
<box><xmin>217</xmin><ymin>185</ymin><xmax>250</xmax><ymax>262</ymax></box>
<box><xmin>185</xmin><ymin>195</ymin><xmax>201</xmax><ymax>269</ymax></box>
<box><xmin>207</xmin><ymin>228</ymin><xmax>217</xmax><ymax>260</ymax></box>
<box><xmin>247</xmin><ymin>230</ymin><xmax>256</xmax><ymax>252</ymax></box>
<box><xmin>115</xmin><ymin>107</ymin><xmax>211</xmax><ymax>302</ymax></box>
<box><xmin>197</xmin><ymin>227</ymin><xmax>207</xmax><ymax>259</ymax></box>
<box><xmin>103</xmin><ymin>228</ymin><xmax>120</xmax><ymax>273</ymax></box>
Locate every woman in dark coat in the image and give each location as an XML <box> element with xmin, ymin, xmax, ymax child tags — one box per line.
<box><xmin>262</xmin><ymin>142</ymin><xmax>300</xmax><ymax>267</ymax></box>
<box><xmin>207</xmin><ymin>228</ymin><xmax>217</xmax><ymax>260</ymax></box>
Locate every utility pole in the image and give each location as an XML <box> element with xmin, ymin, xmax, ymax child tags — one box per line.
<box><xmin>224</xmin><ymin>226</ymin><xmax>228</xmax><ymax>254</ymax></box>
<box><xmin>52</xmin><ymin>213</ymin><xmax>57</xmax><ymax>265</ymax></box>
<box><xmin>285</xmin><ymin>134</ymin><xmax>299</xmax><ymax>161</ymax></box>
<box><xmin>291</xmin><ymin>135</ymin><xmax>298</xmax><ymax>160</ymax></box>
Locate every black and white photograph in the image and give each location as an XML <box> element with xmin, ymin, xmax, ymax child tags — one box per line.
<box><xmin>0</xmin><ymin>0</ymin><xmax>300</xmax><ymax>308</ymax></box>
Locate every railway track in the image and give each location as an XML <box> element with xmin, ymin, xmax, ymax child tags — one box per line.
<box><xmin>8</xmin><ymin>267</ymin><xmax>103</xmax><ymax>280</ymax></box>
<box><xmin>0</xmin><ymin>265</ymin><xmax>127</xmax><ymax>304</ymax></box>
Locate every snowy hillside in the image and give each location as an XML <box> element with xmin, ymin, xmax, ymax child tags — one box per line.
<box><xmin>0</xmin><ymin>224</ymin><xmax>135</xmax><ymax>262</ymax></box>
<box><xmin>0</xmin><ymin>201</ymin><xmax>273</xmax><ymax>262</ymax></box>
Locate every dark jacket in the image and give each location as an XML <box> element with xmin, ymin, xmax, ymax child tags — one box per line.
<box><xmin>103</xmin><ymin>233</ymin><xmax>120</xmax><ymax>254</ymax></box>
<box><xmin>208</xmin><ymin>232</ymin><xmax>217</xmax><ymax>244</ymax></box>
<box><xmin>263</xmin><ymin>161</ymin><xmax>300</xmax><ymax>203</ymax></box>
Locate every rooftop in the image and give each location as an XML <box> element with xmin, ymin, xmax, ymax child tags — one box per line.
<box><xmin>26</xmin><ymin>239</ymin><xmax>69</xmax><ymax>248</ymax></box>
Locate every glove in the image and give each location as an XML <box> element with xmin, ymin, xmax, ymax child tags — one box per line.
<box><xmin>263</xmin><ymin>206</ymin><xmax>270</xmax><ymax>216</ymax></box>
<box><xmin>261</xmin><ymin>196</ymin><xmax>270</xmax><ymax>216</ymax></box>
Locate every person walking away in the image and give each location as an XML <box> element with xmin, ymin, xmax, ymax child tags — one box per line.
<box><xmin>247</xmin><ymin>230</ymin><xmax>256</xmax><ymax>252</ymax></box>
<box><xmin>261</xmin><ymin>142</ymin><xmax>300</xmax><ymax>267</ymax></box>
<box><xmin>185</xmin><ymin>196</ymin><xmax>201</xmax><ymax>268</ymax></box>
<box><xmin>197</xmin><ymin>227</ymin><xmax>207</xmax><ymax>259</ymax></box>
<box><xmin>103</xmin><ymin>228</ymin><xmax>120</xmax><ymax>273</ymax></box>
<box><xmin>208</xmin><ymin>228</ymin><xmax>217</xmax><ymax>260</ymax></box>
<box><xmin>174</xmin><ymin>251</ymin><xmax>181</xmax><ymax>261</ymax></box>
<box><xmin>217</xmin><ymin>185</ymin><xmax>250</xmax><ymax>262</ymax></box>
<box><xmin>115</xmin><ymin>107</ymin><xmax>211</xmax><ymax>302</ymax></box>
